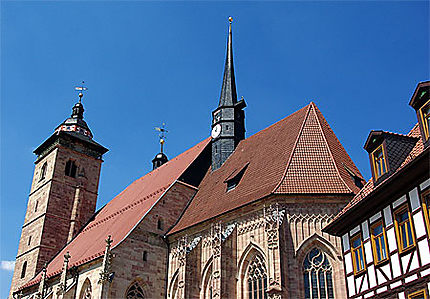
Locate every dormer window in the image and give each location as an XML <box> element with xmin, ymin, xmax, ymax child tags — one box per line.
<box><xmin>419</xmin><ymin>99</ymin><xmax>430</xmax><ymax>140</ymax></box>
<box><xmin>371</xmin><ymin>144</ymin><xmax>387</xmax><ymax>180</ymax></box>
<box><xmin>225</xmin><ymin>164</ymin><xmax>248</xmax><ymax>192</ymax></box>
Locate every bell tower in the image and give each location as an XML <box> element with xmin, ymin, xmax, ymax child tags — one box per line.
<box><xmin>211</xmin><ymin>17</ymin><xmax>246</xmax><ymax>171</ymax></box>
<box><xmin>10</xmin><ymin>88</ymin><xmax>108</xmax><ymax>295</ymax></box>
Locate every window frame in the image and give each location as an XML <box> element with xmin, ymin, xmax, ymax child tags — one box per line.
<box><xmin>419</xmin><ymin>99</ymin><xmax>430</xmax><ymax>141</ymax></box>
<box><xmin>370</xmin><ymin>220</ymin><xmax>389</xmax><ymax>265</ymax></box>
<box><xmin>350</xmin><ymin>233</ymin><xmax>367</xmax><ymax>275</ymax></box>
<box><xmin>408</xmin><ymin>289</ymin><xmax>428</xmax><ymax>299</ymax></box>
<box><xmin>421</xmin><ymin>189</ymin><xmax>430</xmax><ymax>238</ymax></box>
<box><xmin>371</xmin><ymin>144</ymin><xmax>388</xmax><ymax>180</ymax></box>
<box><xmin>394</xmin><ymin>203</ymin><xmax>416</xmax><ymax>254</ymax></box>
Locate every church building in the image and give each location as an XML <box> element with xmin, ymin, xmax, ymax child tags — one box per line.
<box><xmin>10</xmin><ymin>19</ymin><xmax>367</xmax><ymax>299</ymax></box>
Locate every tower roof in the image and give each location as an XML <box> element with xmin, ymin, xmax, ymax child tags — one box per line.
<box><xmin>55</xmin><ymin>101</ymin><xmax>93</xmax><ymax>138</ymax></box>
<box><xmin>218</xmin><ymin>17</ymin><xmax>237</xmax><ymax>107</ymax></box>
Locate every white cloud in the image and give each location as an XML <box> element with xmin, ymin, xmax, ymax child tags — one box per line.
<box><xmin>1</xmin><ymin>260</ymin><xmax>15</xmax><ymax>271</ymax></box>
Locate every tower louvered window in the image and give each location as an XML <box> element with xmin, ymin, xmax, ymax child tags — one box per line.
<box><xmin>247</xmin><ymin>254</ymin><xmax>267</xmax><ymax>299</ymax></box>
<box><xmin>303</xmin><ymin>248</ymin><xmax>334</xmax><ymax>299</ymax></box>
<box><xmin>126</xmin><ymin>282</ymin><xmax>145</xmax><ymax>299</ymax></box>
<box><xmin>65</xmin><ymin>160</ymin><xmax>77</xmax><ymax>178</ymax></box>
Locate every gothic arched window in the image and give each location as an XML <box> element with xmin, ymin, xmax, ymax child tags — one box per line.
<box><xmin>126</xmin><ymin>282</ymin><xmax>145</xmax><ymax>299</ymax></box>
<box><xmin>303</xmin><ymin>248</ymin><xmax>334</xmax><ymax>299</ymax></box>
<box><xmin>247</xmin><ymin>255</ymin><xmax>267</xmax><ymax>299</ymax></box>
<box><xmin>39</xmin><ymin>162</ymin><xmax>47</xmax><ymax>181</ymax></box>
<box><xmin>65</xmin><ymin>160</ymin><xmax>77</xmax><ymax>178</ymax></box>
<box><xmin>79</xmin><ymin>279</ymin><xmax>92</xmax><ymax>299</ymax></box>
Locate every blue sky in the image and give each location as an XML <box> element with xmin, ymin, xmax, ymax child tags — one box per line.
<box><xmin>1</xmin><ymin>1</ymin><xmax>429</xmax><ymax>297</ymax></box>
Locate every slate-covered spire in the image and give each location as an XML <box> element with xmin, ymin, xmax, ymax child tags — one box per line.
<box><xmin>211</xmin><ymin>17</ymin><xmax>246</xmax><ymax>171</ymax></box>
<box><xmin>219</xmin><ymin>17</ymin><xmax>237</xmax><ymax>107</ymax></box>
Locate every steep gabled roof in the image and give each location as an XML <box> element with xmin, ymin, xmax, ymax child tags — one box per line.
<box><xmin>170</xmin><ymin>102</ymin><xmax>363</xmax><ymax>234</ymax></box>
<box><xmin>325</xmin><ymin>123</ymin><xmax>426</xmax><ymax>233</ymax></box>
<box><xmin>22</xmin><ymin>138</ymin><xmax>210</xmax><ymax>289</ymax></box>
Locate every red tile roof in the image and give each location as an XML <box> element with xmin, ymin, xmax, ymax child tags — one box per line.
<box><xmin>170</xmin><ymin>102</ymin><xmax>363</xmax><ymax>234</ymax></box>
<box><xmin>328</xmin><ymin>123</ymin><xmax>424</xmax><ymax>225</ymax></box>
<box><xmin>21</xmin><ymin>137</ymin><xmax>210</xmax><ymax>289</ymax></box>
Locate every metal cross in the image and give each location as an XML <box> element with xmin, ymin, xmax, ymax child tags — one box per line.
<box><xmin>74</xmin><ymin>81</ymin><xmax>88</xmax><ymax>103</ymax></box>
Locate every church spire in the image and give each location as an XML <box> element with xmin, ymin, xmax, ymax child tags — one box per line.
<box><xmin>219</xmin><ymin>16</ymin><xmax>237</xmax><ymax>107</ymax></box>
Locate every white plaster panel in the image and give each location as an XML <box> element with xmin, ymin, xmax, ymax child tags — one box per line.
<box><xmin>345</xmin><ymin>252</ymin><xmax>353</xmax><ymax>274</ymax></box>
<box><xmin>422</xmin><ymin>268</ymin><xmax>430</xmax><ymax>277</ymax></box>
<box><xmin>350</xmin><ymin>225</ymin><xmax>360</xmax><ymax>236</ymax></box>
<box><xmin>355</xmin><ymin>275</ymin><xmax>363</xmax><ymax>294</ymax></box>
<box><xmin>398</xmin><ymin>292</ymin><xmax>405</xmax><ymax>299</ymax></box>
<box><xmin>381</xmin><ymin>263</ymin><xmax>392</xmax><ymax>280</ymax></box>
<box><xmin>361</xmin><ymin>273</ymin><xmax>369</xmax><ymax>292</ymax></box>
<box><xmin>370</xmin><ymin>212</ymin><xmax>382</xmax><ymax>224</ymax></box>
<box><xmin>409</xmin><ymin>188</ymin><xmax>421</xmax><ymax>211</ymax></box>
<box><xmin>413</xmin><ymin>211</ymin><xmax>426</xmax><ymax>238</ymax></box>
<box><xmin>376</xmin><ymin>268</ymin><xmax>387</xmax><ymax>284</ymax></box>
<box><xmin>420</xmin><ymin>178</ymin><xmax>430</xmax><ymax>191</ymax></box>
<box><xmin>393</xmin><ymin>195</ymin><xmax>407</xmax><ymax>209</ymax></box>
<box><xmin>362</xmin><ymin>221</ymin><xmax>370</xmax><ymax>240</ymax></box>
<box><xmin>401</xmin><ymin>252</ymin><xmax>412</xmax><ymax>273</ymax></box>
<box><xmin>390</xmin><ymin>281</ymin><xmax>401</xmax><ymax>289</ymax></box>
<box><xmin>387</xmin><ymin>227</ymin><xmax>397</xmax><ymax>253</ymax></box>
<box><xmin>364</xmin><ymin>291</ymin><xmax>374</xmax><ymax>298</ymax></box>
<box><xmin>384</xmin><ymin>206</ymin><xmax>393</xmax><ymax>226</ymax></box>
<box><xmin>377</xmin><ymin>286</ymin><xmax>387</xmax><ymax>294</ymax></box>
<box><xmin>342</xmin><ymin>233</ymin><xmax>350</xmax><ymax>252</ymax></box>
<box><xmin>428</xmin><ymin>282</ymin><xmax>430</xmax><ymax>295</ymax></box>
<box><xmin>368</xmin><ymin>265</ymin><xmax>377</xmax><ymax>288</ymax></box>
<box><xmin>404</xmin><ymin>274</ymin><xmax>418</xmax><ymax>283</ymax></box>
<box><xmin>409</xmin><ymin>250</ymin><xmax>419</xmax><ymax>271</ymax></box>
<box><xmin>347</xmin><ymin>275</ymin><xmax>356</xmax><ymax>297</ymax></box>
<box><xmin>391</xmin><ymin>253</ymin><xmax>402</xmax><ymax>278</ymax></box>
<box><xmin>364</xmin><ymin>241</ymin><xmax>373</xmax><ymax>264</ymax></box>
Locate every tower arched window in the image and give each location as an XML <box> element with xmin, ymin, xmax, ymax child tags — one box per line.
<box><xmin>20</xmin><ymin>261</ymin><xmax>27</xmax><ymax>279</ymax></box>
<box><xmin>247</xmin><ymin>254</ymin><xmax>267</xmax><ymax>299</ymax></box>
<box><xmin>303</xmin><ymin>248</ymin><xmax>334</xmax><ymax>299</ymax></box>
<box><xmin>65</xmin><ymin>160</ymin><xmax>77</xmax><ymax>178</ymax></box>
<box><xmin>79</xmin><ymin>278</ymin><xmax>92</xmax><ymax>299</ymax></box>
<box><xmin>39</xmin><ymin>162</ymin><xmax>47</xmax><ymax>181</ymax></box>
<box><xmin>126</xmin><ymin>281</ymin><xmax>145</xmax><ymax>299</ymax></box>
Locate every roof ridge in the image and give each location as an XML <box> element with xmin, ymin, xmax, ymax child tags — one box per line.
<box><xmin>272</xmin><ymin>104</ymin><xmax>312</xmax><ymax>193</ymax></box>
<box><xmin>312</xmin><ymin>103</ymin><xmax>353</xmax><ymax>193</ymax></box>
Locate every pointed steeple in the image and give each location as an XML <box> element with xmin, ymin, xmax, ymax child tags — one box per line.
<box><xmin>219</xmin><ymin>17</ymin><xmax>237</xmax><ymax>107</ymax></box>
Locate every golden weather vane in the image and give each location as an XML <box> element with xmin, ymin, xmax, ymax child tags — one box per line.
<box><xmin>155</xmin><ymin>123</ymin><xmax>168</xmax><ymax>153</ymax></box>
<box><xmin>74</xmin><ymin>81</ymin><xmax>88</xmax><ymax>102</ymax></box>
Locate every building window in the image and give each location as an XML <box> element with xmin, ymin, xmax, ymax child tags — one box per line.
<box><xmin>20</xmin><ymin>261</ymin><xmax>27</xmax><ymax>279</ymax></box>
<box><xmin>303</xmin><ymin>248</ymin><xmax>334</xmax><ymax>299</ymax></box>
<box><xmin>370</xmin><ymin>221</ymin><xmax>388</xmax><ymax>264</ymax></box>
<box><xmin>39</xmin><ymin>162</ymin><xmax>47</xmax><ymax>181</ymax></box>
<box><xmin>419</xmin><ymin>99</ymin><xmax>430</xmax><ymax>140</ymax></box>
<box><xmin>394</xmin><ymin>204</ymin><xmax>416</xmax><ymax>252</ymax></box>
<box><xmin>34</xmin><ymin>200</ymin><xmax>39</xmax><ymax>212</ymax></box>
<box><xmin>371</xmin><ymin>144</ymin><xmax>388</xmax><ymax>180</ymax></box>
<box><xmin>28</xmin><ymin>236</ymin><xmax>32</xmax><ymax>246</ymax></box>
<box><xmin>126</xmin><ymin>282</ymin><xmax>145</xmax><ymax>299</ymax></box>
<box><xmin>79</xmin><ymin>279</ymin><xmax>92</xmax><ymax>299</ymax></box>
<box><xmin>65</xmin><ymin>160</ymin><xmax>77</xmax><ymax>178</ymax></box>
<box><xmin>157</xmin><ymin>218</ymin><xmax>164</xmax><ymax>231</ymax></box>
<box><xmin>422</xmin><ymin>190</ymin><xmax>430</xmax><ymax>236</ymax></box>
<box><xmin>247</xmin><ymin>254</ymin><xmax>267</xmax><ymax>299</ymax></box>
<box><xmin>351</xmin><ymin>233</ymin><xmax>366</xmax><ymax>274</ymax></box>
<box><xmin>408</xmin><ymin>289</ymin><xmax>428</xmax><ymax>299</ymax></box>
<box><xmin>143</xmin><ymin>251</ymin><xmax>148</xmax><ymax>262</ymax></box>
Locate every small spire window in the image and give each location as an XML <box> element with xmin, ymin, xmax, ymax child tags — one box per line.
<box><xmin>157</xmin><ymin>218</ymin><xmax>164</xmax><ymax>231</ymax></box>
<box><xmin>21</xmin><ymin>261</ymin><xmax>27</xmax><ymax>279</ymax></box>
<box><xmin>419</xmin><ymin>99</ymin><xmax>430</xmax><ymax>140</ymax></box>
<box><xmin>39</xmin><ymin>162</ymin><xmax>47</xmax><ymax>181</ymax></box>
<box><xmin>65</xmin><ymin>160</ymin><xmax>77</xmax><ymax>178</ymax></box>
<box><xmin>371</xmin><ymin>144</ymin><xmax>388</xmax><ymax>180</ymax></box>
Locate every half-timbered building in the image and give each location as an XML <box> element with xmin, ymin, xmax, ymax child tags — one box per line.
<box><xmin>324</xmin><ymin>81</ymin><xmax>430</xmax><ymax>299</ymax></box>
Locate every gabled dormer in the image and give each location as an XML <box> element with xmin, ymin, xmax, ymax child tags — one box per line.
<box><xmin>364</xmin><ymin>130</ymin><xmax>418</xmax><ymax>184</ymax></box>
<box><xmin>409</xmin><ymin>81</ymin><xmax>430</xmax><ymax>147</ymax></box>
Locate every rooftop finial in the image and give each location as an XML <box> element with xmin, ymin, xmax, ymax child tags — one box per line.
<box><xmin>74</xmin><ymin>81</ymin><xmax>88</xmax><ymax>103</ymax></box>
<box><xmin>155</xmin><ymin>123</ymin><xmax>168</xmax><ymax>153</ymax></box>
<box><xmin>229</xmin><ymin>16</ymin><xmax>233</xmax><ymax>24</ymax></box>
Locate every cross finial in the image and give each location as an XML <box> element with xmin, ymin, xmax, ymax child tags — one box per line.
<box><xmin>74</xmin><ymin>81</ymin><xmax>88</xmax><ymax>103</ymax></box>
<box><xmin>64</xmin><ymin>251</ymin><xmax>71</xmax><ymax>262</ymax></box>
<box><xmin>105</xmin><ymin>235</ymin><xmax>113</xmax><ymax>247</ymax></box>
<box><xmin>155</xmin><ymin>123</ymin><xmax>168</xmax><ymax>153</ymax></box>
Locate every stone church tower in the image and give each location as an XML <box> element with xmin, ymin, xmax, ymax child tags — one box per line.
<box><xmin>10</xmin><ymin>95</ymin><xmax>108</xmax><ymax>296</ymax></box>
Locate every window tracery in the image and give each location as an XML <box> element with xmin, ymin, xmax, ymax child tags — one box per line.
<box><xmin>247</xmin><ymin>254</ymin><xmax>267</xmax><ymax>299</ymax></box>
<box><xmin>79</xmin><ymin>279</ymin><xmax>92</xmax><ymax>299</ymax></box>
<box><xmin>303</xmin><ymin>248</ymin><xmax>333</xmax><ymax>299</ymax></box>
<box><xmin>126</xmin><ymin>282</ymin><xmax>145</xmax><ymax>299</ymax></box>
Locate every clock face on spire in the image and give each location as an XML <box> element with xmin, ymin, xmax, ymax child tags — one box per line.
<box><xmin>211</xmin><ymin>124</ymin><xmax>222</xmax><ymax>139</ymax></box>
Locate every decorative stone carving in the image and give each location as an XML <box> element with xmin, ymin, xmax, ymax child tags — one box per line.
<box><xmin>57</xmin><ymin>252</ymin><xmax>71</xmax><ymax>296</ymax></box>
<box><xmin>211</xmin><ymin>222</ymin><xmax>222</xmax><ymax>298</ymax></box>
<box><xmin>98</xmin><ymin>235</ymin><xmax>115</xmax><ymax>284</ymax></box>
<box><xmin>177</xmin><ymin>236</ymin><xmax>187</xmax><ymax>299</ymax></box>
